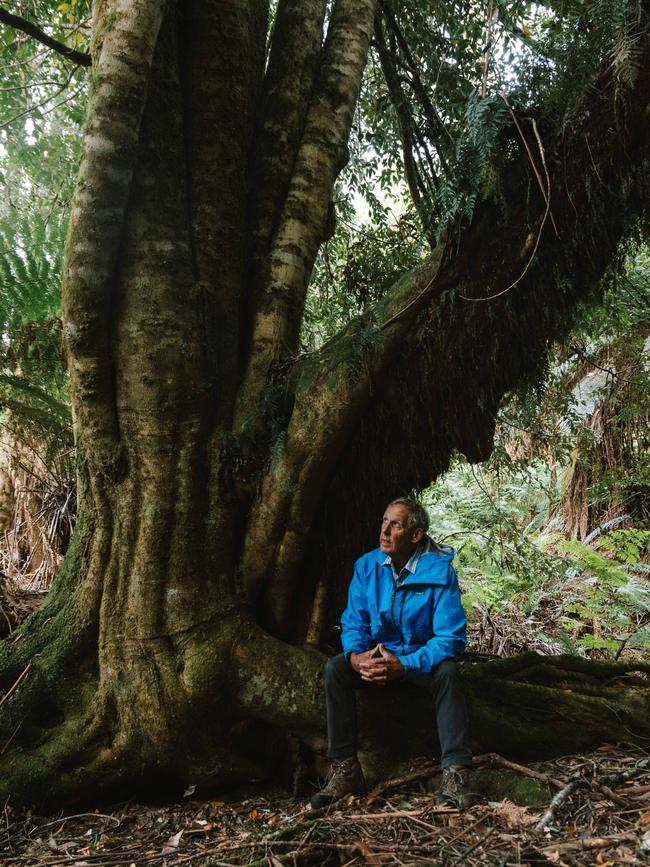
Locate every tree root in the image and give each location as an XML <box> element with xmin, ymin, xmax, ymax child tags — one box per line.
<box><xmin>2</xmin><ymin>612</ymin><xmax>648</xmax><ymax>808</ymax></box>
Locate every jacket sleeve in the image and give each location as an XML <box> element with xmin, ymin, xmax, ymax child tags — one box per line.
<box><xmin>340</xmin><ymin>558</ymin><xmax>373</xmax><ymax>656</ymax></box>
<box><xmin>396</xmin><ymin>564</ymin><xmax>466</xmax><ymax>673</ymax></box>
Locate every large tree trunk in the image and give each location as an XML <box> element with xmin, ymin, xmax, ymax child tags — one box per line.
<box><xmin>1</xmin><ymin>0</ymin><xmax>649</xmax><ymax>807</ymax></box>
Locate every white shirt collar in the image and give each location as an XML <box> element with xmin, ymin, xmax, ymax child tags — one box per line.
<box><xmin>382</xmin><ymin>537</ymin><xmax>432</xmax><ymax>582</ymax></box>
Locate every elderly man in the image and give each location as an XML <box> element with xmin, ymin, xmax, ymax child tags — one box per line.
<box><xmin>311</xmin><ymin>497</ymin><xmax>472</xmax><ymax>809</ymax></box>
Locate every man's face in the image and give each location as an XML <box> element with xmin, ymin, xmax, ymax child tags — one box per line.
<box><xmin>379</xmin><ymin>504</ymin><xmax>424</xmax><ymax>564</ymax></box>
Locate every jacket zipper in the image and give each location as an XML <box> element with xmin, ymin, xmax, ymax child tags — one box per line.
<box><xmin>398</xmin><ymin>590</ymin><xmax>407</xmax><ymax>653</ymax></box>
<box><xmin>390</xmin><ymin>577</ymin><xmax>407</xmax><ymax>651</ymax></box>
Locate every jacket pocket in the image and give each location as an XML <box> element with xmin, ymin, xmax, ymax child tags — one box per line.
<box><xmin>400</xmin><ymin>585</ymin><xmax>435</xmax><ymax>644</ymax></box>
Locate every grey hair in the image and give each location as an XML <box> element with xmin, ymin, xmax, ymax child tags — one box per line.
<box><xmin>388</xmin><ymin>497</ymin><xmax>430</xmax><ymax>533</ymax></box>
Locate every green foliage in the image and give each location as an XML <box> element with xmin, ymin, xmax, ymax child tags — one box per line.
<box><xmin>423</xmin><ymin>458</ymin><xmax>563</xmax><ymax>611</ymax></box>
<box><xmin>331</xmin><ymin>0</ymin><xmax>650</xmax><ymax>254</ymax></box>
<box><xmin>557</xmin><ymin>534</ymin><xmax>649</xmax><ymax>655</ymax></box>
<box><xmin>0</xmin><ymin>2</ymin><xmax>88</xmax><ymax>216</ymax></box>
<box><xmin>302</xmin><ymin>203</ymin><xmax>423</xmax><ymax>350</ymax></box>
<box><xmin>432</xmin><ymin>92</ymin><xmax>512</xmax><ymax>240</ymax></box>
<box><xmin>597</xmin><ymin>528</ymin><xmax>650</xmax><ymax>563</ymax></box>
<box><xmin>423</xmin><ymin>457</ymin><xmax>649</xmax><ymax>660</ymax></box>
<box><xmin>0</xmin><ymin>210</ymin><xmax>61</xmax><ymax>326</ymax></box>
<box><xmin>303</xmin><ymin>1</ymin><xmax>650</xmax><ymax>352</ymax></box>
<box><xmin>0</xmin><ymin>208</ymin><xmax>71</xmax><ymax>448</ymax></box>
<box><xmin>419</xmin><ymin>245</ymin><xmax>650</xmax><ymax>661</ymax></box>
<box><xmin>0</xmin><ymin>1</ymin><xmax>88</xmax><ymax>455</ymax></box>
<box><xmin>565</xmin><ymin>248</ymin><xmax>650</xmax><ymax>521</ymax></box>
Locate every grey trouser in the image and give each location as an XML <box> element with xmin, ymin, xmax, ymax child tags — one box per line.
<box><xmin>324</xmin><ymin>653</ymin><xmax>472</xmax><ymax>768</ymax></box>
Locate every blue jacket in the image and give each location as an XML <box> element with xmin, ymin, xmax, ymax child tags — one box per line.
<box><xmin>340</xmin><ymin>543</ymin><xmax>466</xmax><ymax>673</ymax></box>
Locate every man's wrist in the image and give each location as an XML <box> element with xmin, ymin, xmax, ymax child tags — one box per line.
<box><xmin>348</xmin><ymin>651</ymin><xmax>362</xmax><ymax>671</ymax></box>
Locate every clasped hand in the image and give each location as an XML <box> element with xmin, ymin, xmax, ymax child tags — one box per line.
<box><xmin>350</xmin><ymin>644</ymin><xmax>404</xmax><ymax>684</ymax></box>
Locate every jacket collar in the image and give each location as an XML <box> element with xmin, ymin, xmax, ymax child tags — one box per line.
<box><xmin>374</xmin><ymin>536</ymin><xmax>452</xmax><ymax>585</ymax></box>
<box><xmin>381</xmin><ymin>537</ymin><xmax>431</xmax><ymax>576</ymax></box>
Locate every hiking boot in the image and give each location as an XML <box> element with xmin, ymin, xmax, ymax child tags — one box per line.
<box><xmin>435</xmin><ymin>765</ymin><xmax>471</xmax><ymax>808</ymax></box>
<box><xmin>310</xmin><ymin>756</ymin><xmax>366</xmax><ymax>809</ymax></box>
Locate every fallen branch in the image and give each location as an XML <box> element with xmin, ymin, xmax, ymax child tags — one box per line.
<box><xmin>246</xmin><ymin>844</ymin><xmax>339</xmax><ymax>867</ymax></box>
<box><xmin>370</xmin><ymin>751</ymin><xmax>563</xmax><ymax>805</ymax></box>
<box><xmin>536</xmin><ymin>758</ymin><xmax>650</xmax><ymax>831</ymax></box>
<box><xmin>451</xmin><ymin>825</ymin><xmax>497</xmax><ymax>864</ymax></box>
<box><xmin>368</xmin><ymin>760</ymin><xmax>439</xmax><ymax>801</ymax></box>
<box><xmin>542</xmin><ymin>832</ymin><xmax>637</xmax><ymax>854</ymax></box>
<box><xmin>593</xmin><ymin>780</ymin><xmax>628</xmax><ymax>807</ymax></box>
<box><xmin>535</xmin><ymin>777</ymin><xmax>587</xmax><ymax>831</ymax></box>
<box><xmin>326</xmin><ymin>806</ymin><xmax>458</xmax><ymax>821</ymax></box>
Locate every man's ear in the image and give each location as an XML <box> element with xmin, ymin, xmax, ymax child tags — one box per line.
<box><xmin>412</xmin><ymin>527</ymin><xmax>425</xmax><ymax>544</ymax></box>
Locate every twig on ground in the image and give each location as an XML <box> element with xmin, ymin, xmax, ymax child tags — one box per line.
<box><xmin>451</xmin><ymin>825</ymin><xmax>497</xmax><ymax>864</ymax></box>
<box><xmin>329</xmin><ymin>806</ymin><xmax>458</xmax><ymax>821</ymax></box>
<box><xmin>38</xmin><ymin>811</ymin><xmax>122</xmax><ymax>830</ymax></box>
<box><xmin>0</xmin><ymin>663</ymin><xmax>31</xmax><ymax>708</ymax></box>
<box><xmin>592</xmin><ymin>780</ymin><xmax>628</xmax><ymax>807</ymax></box>
<box><xmin>368</xmin><ymin>761</ymin><xmax>439</xmax><ymax>800</ymax></box>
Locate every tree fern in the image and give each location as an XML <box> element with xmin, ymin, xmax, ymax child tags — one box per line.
<box><xmin>0</xmin><ymin>209</ymin><xmax>71</xmax><ymax>449</ymax></box>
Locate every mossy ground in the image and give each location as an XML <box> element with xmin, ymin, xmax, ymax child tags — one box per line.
<box><xmin>469</xmin><ymin>767</ymin><xmax>552</xmax><ymax>805</ymax></box>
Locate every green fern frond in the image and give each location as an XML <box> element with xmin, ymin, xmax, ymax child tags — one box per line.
<box><xmin>0</xmin><ymin>209</ymin><xmax>71</xmax><ymax>454</ymax></box>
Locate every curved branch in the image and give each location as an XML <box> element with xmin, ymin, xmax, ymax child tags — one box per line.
<box><xmin>380</xmin><ymin>3</ymin><xmax>453</xmax><ymax>161</ymax></box>
<box><xmin>241</xmin><ymin>249</ymin><xmax>445</xmax><ymax>618</ymax></box>
<box><xmin>0</xmin><ymin>6</ymin><xmax>91</xmax><ymax>67</ymax></box>
<box><xmin>244</xmin><ymin>12</ymin><xmax>650</xmax><ymax>636</ymax></box>
<box><xmin>234</xmin><ymin>0</ymin><xmax>378</xmax><ymax>433</ymax></box>
<box><xmin>374</xmin><ymin>16</ymin><xmax>433</xmax><ymax>238</ymax></box>
<box><xmin>0</xmin><ymin>64</ymin><xmax>78</xmax><ymax>131</ymax></box>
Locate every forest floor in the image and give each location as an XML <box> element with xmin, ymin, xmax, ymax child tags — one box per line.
<box><xmin>1</xmin><ymin>745</ymin><xmax>649</xmax><ymax>866</ymax></box>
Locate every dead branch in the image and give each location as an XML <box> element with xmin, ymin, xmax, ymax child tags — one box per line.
<box><xmin>542</xmin><ymin>832</ymin><xmax>638</xmax><ymax>854</ymax></box>
<box><xmin>367</xmin><ymin>760</ymin><xmax>439</xmax><ymax>801</ymax></box>
<box><xmin>536</xmin><ymin>776</ymin><xmax>588</xmax><ymax>831</ymax></box>
<box><xmin>536</xmin><ymin>758</ymin><xmax>650</xmax><ymax>831</ymax></box>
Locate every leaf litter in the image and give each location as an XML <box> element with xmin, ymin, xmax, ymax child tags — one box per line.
<box><xmin>1</xmin><ymin>745</ymin><xmax>649</xmax><ymax>866</ymax></box>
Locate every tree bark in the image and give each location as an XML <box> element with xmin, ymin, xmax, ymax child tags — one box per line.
<box><xmin>0</xmin><ymin>0</ymin><xmax>649</xmax><ymax>808</ymax></box>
